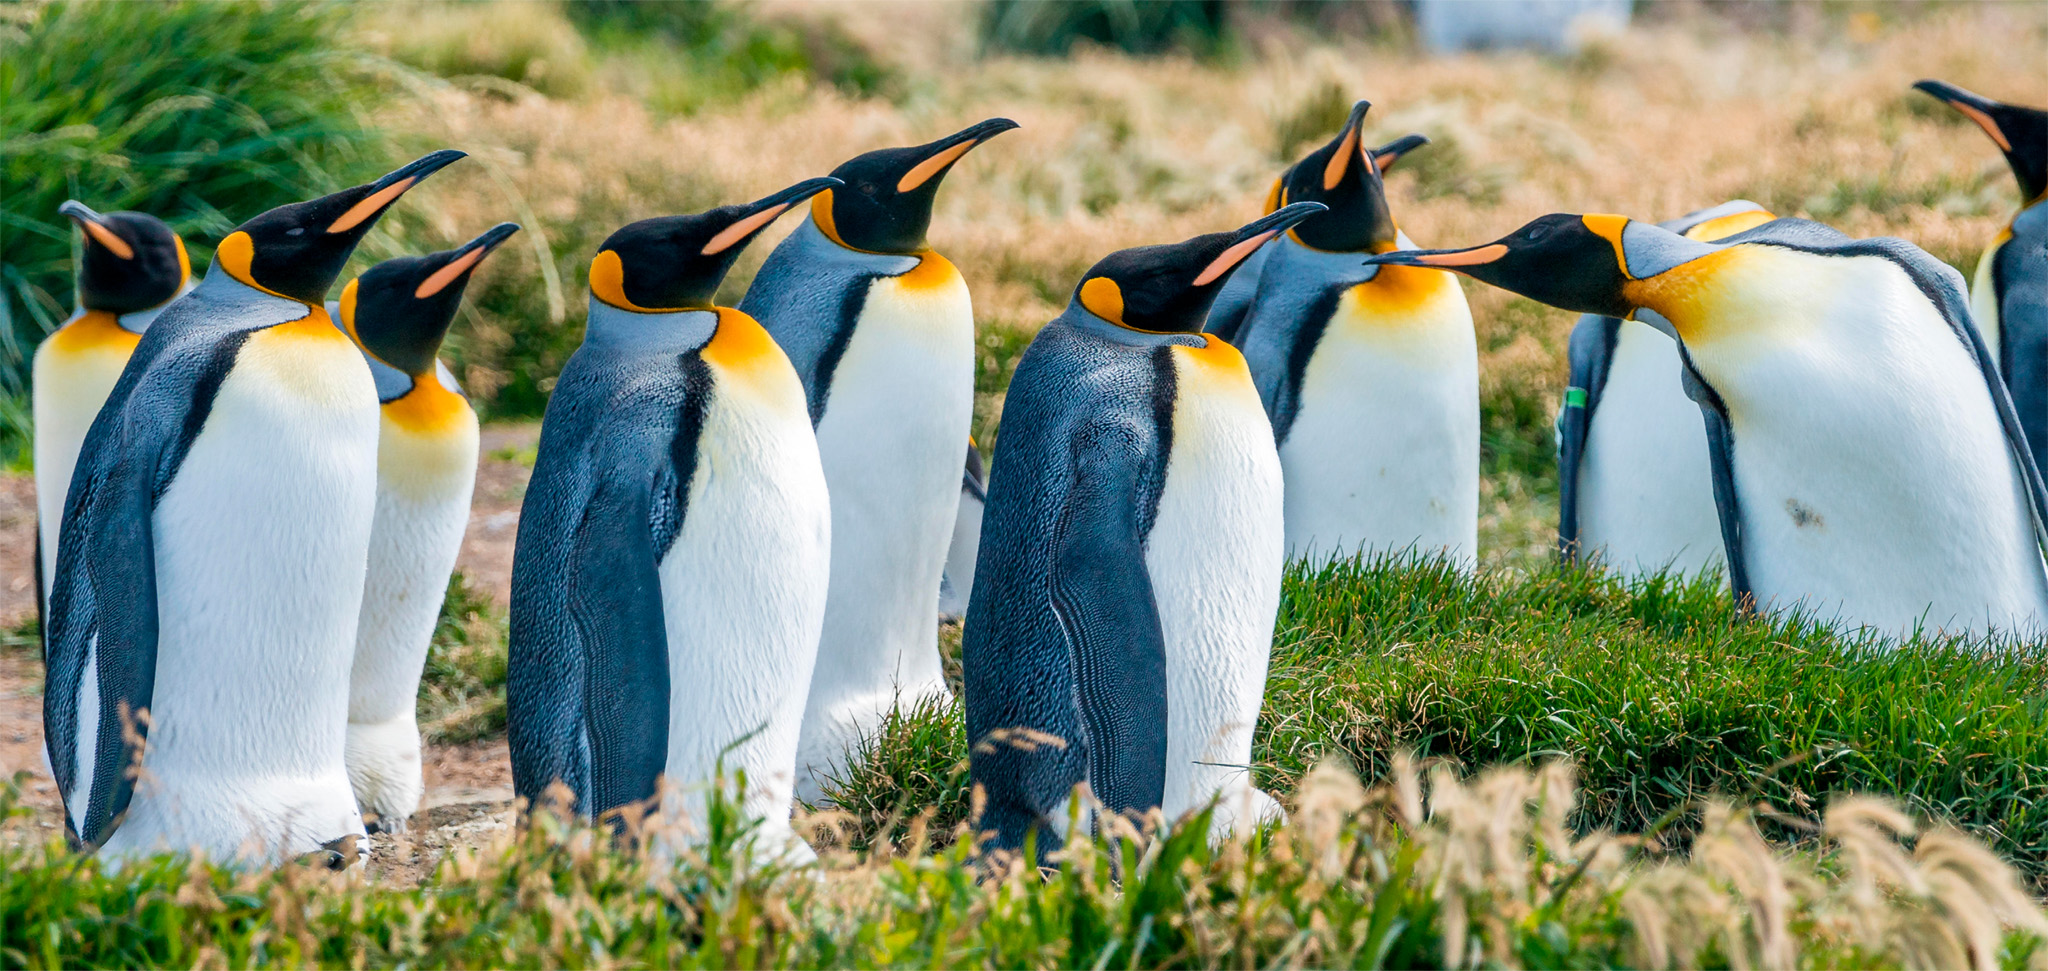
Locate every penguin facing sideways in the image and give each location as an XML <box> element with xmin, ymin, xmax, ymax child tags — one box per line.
<box><xmin>937</xmin><ymin>440</ymin><xmax>986</xmax><ymax>625</ymax></box>
<box><xmin>1557</xmin><ymin>200</ymin><xmax>1776</xmax><ymax>577</ymax></box>
<box><xmin>508</xmin><ymin>177</ymin><xmax>839</xmax><ymax>861</ymax></box>
<box><xmin>34</xmin><ymin>203</ymin><xmax>193</xmax><ymax>611</ymax></box>
<box><xmin>1365</xmin><ymin>213</ymin><xmax>2048</xmax><ymax>638</ymax></box>
<box><xmin>964</xmin><ymin>201</ymin><xmax>1326</xmax><ymax>856</ymax></box>
<box><xmin>43</xmin><ymin>150</ymin><xmax>468</xmax><ymax>866</ymax></box>
<box><xmin>1230</xmin><ymin>101</ymin><xmax>1476</xmax><ymax>567</ymax></box>
<box><xmin>737</xmin><ymin>119</ymin><xmax>1017</xmax><ymax>802</ymax></box>
<box><xmin>329</xmin><ymin>222</ymin><xmax>519</xmax><ymax>834</ymax></box>
<box><xmin>1914</xmin><ymin>80</ymin><xmax>2047</xmax><ymax>466</ymax></box>
<box><xmin>1205</xmin><ymin>132</ymin><xmax>1429</xmax><ymax>345</ymax></box>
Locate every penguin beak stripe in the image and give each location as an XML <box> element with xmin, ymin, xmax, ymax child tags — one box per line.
<box><xmin>1193</xmin><ymin>230</ymin><xmax>1279</xmax><ymax>287</ymax></box>
<box><xmin>1323</xmin><ymin>124</ymin><xmax>1360</xmax><ymax>190</ymax></box>
<box><xmin>79</xmin><ymin>219</ymin><xmax>135</xmax><ymax>260</ymax></box>
<box><xmin>1949</xmin><ymin>101</ymin><xmax>2013</xmax><ymax>151</ymax></box>
<box><xmin>898</xmin><ymin>139</ymin><xmax>980</xmax><ymax>193</ymax></box>
<box><xmin>414</xmin><ymin>246</ymin><xmax>488</xmax><ymax>299</ymax></box>
<box><xmin>327</xmin><ymin>177</ymin><xmax>417</xmax><ymax>235</ymax></box>
<box><xmin>1409</xmin><ymin>244</ymin><xmax>1509</xmax><ymax>267</ymax></box>
<box><xmin>701</xmin><ymin>203</ymin><xmax>792</xmax><ymax>256</ymax></box>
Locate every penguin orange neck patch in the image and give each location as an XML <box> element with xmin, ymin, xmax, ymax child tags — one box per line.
<box><xmin>214</xmin><ymin>231</ymin><xmax>302</xmax><ymax>302</ymax></box>
<box><xmin>1079</xmin><ymin>277</ymin><xmax>1124</xmax><ymax>325</ymax></box>
<box><xmin>1580</xmin><ymin>214</ymin><xmax>1633</xmax><ymax>278</ymax></box>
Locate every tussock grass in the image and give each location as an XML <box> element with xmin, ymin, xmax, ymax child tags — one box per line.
<box><xmin>7</xmin><ymin>754</ymin><xmax>2044</xmax><ymax>969</ymax></box>
<box><xmin>416</xmin><ymin>573</ymin><xmax>509</xmax><ymax>744</ymax></box>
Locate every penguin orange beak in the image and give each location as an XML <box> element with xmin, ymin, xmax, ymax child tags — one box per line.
<box><xmin>326</xmin><ymin>149</ymin><xmax>470</xmax><ymax>235</ymax></box>
<box><xmin>1363</xmin><ymin>244</ymin><xmax>1509</xmax><ymax>268</ymax></box>
<box><xmin>415</xmin><ymin>222</ymin><xmax>522</xmax><ymax>299</ymax></box>
<box><xmin>1914</xmin><ymin>79</ymin><xmax>2012</xmax><ymax>150</ymax></box>
<box><xmin>702</xmin><ymin>176</ymin><xmax>842</xmax><ymax>256</ymax></box>
<box><xmin>1369</xmin><ymin>133</ymin><xmax>1431</xmax><ymax>174</ymax></box>
<box><xmin>1194</xmin><ymin>201</ymin><xmax>1328</xmax><ymax>285</ymax></box>
<box><xmin>896</xmin><ymin>118</ymin><xmax>1020</xmax><ymax>193</ymax></box>
<box><xmin>59</xmin><ymin>201</ymin><xmax>134</xmax><ymax>260</ymax></box>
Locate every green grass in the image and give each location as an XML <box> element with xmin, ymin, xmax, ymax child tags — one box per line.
<box><xmin>416</xmin><ymin>573</ymin><xmax>509</xmax><ymax>744</ymax></box>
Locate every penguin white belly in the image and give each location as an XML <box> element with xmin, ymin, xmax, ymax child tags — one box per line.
<box><xmin>1971</xmin><ymin>237</ymin><xmax>2003</xmax><ymax>369</ymax></box>
<box><xmin>1708</xmin><ymin>258</ymin><xmax>2048</xmax><ymax>638</ymax></box>
<box><xmin>939</xmin><ymin>488</ymin><xmax>984</xmax><ymax>622</ymax></box>
<box><xmin>1278</xmin><ymin>274</ymin><xmax>1478</xmax><ymax>568</ymax></box>
<box><xmin>101</xmin><ymin>319</ymin><xmax>378</xmax><ymax>864</ymax></box>
<box><xmin>345</xmin><ymin>394</ymin><xmax>478</xmax><ymax>830</ymax></box>
<box><xmin>798</xmin><ymin>262</ymin><xmax>973</xmax><ymax>799</ymax></box>
<box><xmin>658</xmin><ymin>315</ymin><xmax>829</xmax><ymax>849</ymax></box>
<box><xmin>1577</xmin><ymin>320</ymin><xmax>1724</xmax><ymax>578</ymax></box>
<box><xmin>1148</xmin><ymin>339</ymin><xmax>1285</xmax><ymax>837</ymax></box>
<box><xmin>32</xmin><ymin>312</ymin><xmax>140</xmax><ymax>600</ymax></box>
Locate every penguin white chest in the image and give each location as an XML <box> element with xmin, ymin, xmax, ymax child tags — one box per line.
<box><xmin>1279</xmin><ymin>271</ymin><xmax>1478</xmax><ymax>566</ymax></box>
<box><xmin>107</xmin><ymin>317</ymin><xmax>380</xmax><ymax>862</ymax></box>
<box><xmin>1577</xmin><ymin>320</ymin><xmax>1722</xmax><ymax>577</ymax></box>
<box><xmin>32</xmin><ymin>312</ymin><xmax>142</xmax><ymax>597</ymax></box>
<box><xmin>656</xmin><ymin>315</ymin><xmax>830</xmax><ymax>832</ymax></box>
<box><xmin>1145</xmin><ymin>339</ymin><xmax>1284</xmax><ymax>822</ymax></box>
<box><xmin>1686</xmin><ymin>252</ymin><xmax>2048</xmax><ymax>637</ymax></box>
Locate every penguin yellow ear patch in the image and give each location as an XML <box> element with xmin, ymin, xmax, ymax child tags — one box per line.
<box><xmin>1194</xmin><ymin>232</ymin><xmax>1278</xmax><ymax>287</ymax></box>
<box><xmin>1261</xmin><ymin>177</ymin><xmax>1283</xmax><ymax>216</ymax></box>
<box><xmin>1581</xmin><ymin>214</ymin><xmax>1633</xmax><ymax>277</ymax></box>
<box><xmin>1079</xmin><ymin>276</ymin><xmax>1124</xmax><ymax>324</ymax></box>
<box><xmin>327</xmin><ymin>178</ymin><xmax>415</xmax><ymax>235</ymax></box>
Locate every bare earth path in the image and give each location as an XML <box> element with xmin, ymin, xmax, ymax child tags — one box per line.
<box><xmin>0</xmin><ymin>422</ymin><xmax>540</xmax><ymax>881</ymax></box>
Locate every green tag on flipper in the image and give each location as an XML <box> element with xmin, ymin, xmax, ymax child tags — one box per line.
<box><xmin>1564</xmin><ymin>387</ymin><xmax>1587</xmax><ymax>408</ymax></box>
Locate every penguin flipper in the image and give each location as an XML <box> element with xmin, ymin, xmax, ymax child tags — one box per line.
<box><xmin>1049</xmin><ymin>420</ymin><xmax>1169</xmax><ymax>821</ymax></box>
<box><xmin>1557</xmin><ymin>314</ymin><xmax>1621</xmax><ymax>561</ymax></box>
<box><xmin>565</xmin><ymin>472</ymin><xmax>673</xmax><ymax>824</ymax></box>
<box><xmin>1679</xmin><ymin>358</ymin><xmax>1753</xmax><ymax>608</ymax></box>
<box><xmin>1993</xmin><ymin>228</ymin><xmax>2048</xmax><ymax>466</ymax></box>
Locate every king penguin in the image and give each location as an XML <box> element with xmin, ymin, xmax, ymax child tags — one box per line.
<box><xmin>1230</xmin><ymin>101</ymin><xmax>1477</xmax><ymax>567</ymax></box>
<box><xmin>1205</xmin><ymin>131</ymin><xmax>1429</xmax><ymax>345</ymax></box>
<box><xmin>329</xmin><ymin>222</ymin><xmax>519</xmax><ymax>834</ymax></box>
<box><xmin>1556</xmin><ymin>200</ymin><xmax>1777</xmax><ymax>577</ymax></box>
<box><xmin>43</xmin><ymin>150</ymin><xmax>468</xmax><ymax>866</ymax></box>
<box><xmin>964</xmin><ymin>201</ymin><xmax>1325</xmax><ymax>856</ymax></box>
<box><xmin>1914</xmin><ymin>80</ymin><xmax>2047</xmax><ymax>465</ymax></box>
<box><xmin>937</xmin><ymin>440</ymin><xmax>986</xmax><ymax>624</ymax></box>
<box><xmin>1366</xmin><ymin>213</ymin><xmax>2048</xmax><ymax>637</ymax></box>
<box><xmin>507</xmin><ymin>177</ymin><xmax>839</xmax><ymax>861</ymax></box>
<box><xmin>34</xmin><ymin>203</ymin><xmax>193</xmax><ymax>613</ymax></box>
<box><xmin>737</xmin><ymin>118</ymin><xmax>1018</xmax><ymax>802</ymax></box>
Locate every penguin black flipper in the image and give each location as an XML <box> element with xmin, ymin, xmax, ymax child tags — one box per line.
<box><xmin>1557</xmin><ymin>314</ymin><xmax>1620</xmax><ymax>561</ymax></box>
<box><xmin>1671</xmin><ymin>342</ymin><xmax>1752</xmax><ymax>605</ymax></box>
<box><xmin>1051</xmin><ymin>418</ymin><xmax>1170</xmax><ymax>821</ymax></box>
<box><xmin>43</xmin><ymin>288</ymin><xmax>297</xmax><ymax>848</ymax></box>
<box><xmin>1992</xmin><ymin>222</ymin><xmax>2048</xmax><ymax>465</ymax></box>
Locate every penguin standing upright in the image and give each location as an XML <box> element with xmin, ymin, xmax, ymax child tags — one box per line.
<box><xmin>1556</xmin><ymin>200</ymin><xmax>1776</xmax><ymax>576</ymax></box>
<box><xmin>330</xmin><ymin>222</ymin><xmax>519</xmax><ymax>833</ymax></box>
<box><xmin>937</xmin><ymin>441</ymin><xmax>986</xmax><ymax>625</ymax></box>
<box><xmin>1205</xmin><ymin>132</ymin><xmax>1429</xmax><ymax>344</ymax></box>
<box><xmin>737</xmin><ymin>119</ymin><xmax>1017</xmax><ymax>801</ymax></box>
<box><xmin>965</xmin><ymin>202</ymin><xmax>1325</xmax><ymax>855</ymax></box>
<box><xmin>1230</xmin><ymin>101</ymin><xmax>1475</xmax><ymax>567</ymax></box>
<box><xmin>1365</xmin><ymin>213</ymin><xmax>2048</xmax><ymax>637</ymax></box>
<box><xmin>43</xmin><ymin>150</ymin><xmax>467</xmax><ymax>865</ymax></box>
<box><xmin>508</xmin><ymin>178</ymin><xmax>838</xmax><ymax>860</ymax></box>
<box><xmin>34</xmin><ymin>203</ymin><xmax>192</xmax><ymax>609</ymax></box>
<box><xmin>1914</xmin><ymin>80</ymin><xmax>2047</xmax><ymax>465</ymax></box>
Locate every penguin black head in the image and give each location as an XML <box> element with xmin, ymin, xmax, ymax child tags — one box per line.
<box><xmin>58</xmin><ymin>202</ymin><xmax>189</xmax><ymax>314</ymax></box>
<box><xmin>591</xmin><ymin>176</ymin><xmax>842</xmax><ymax>313</ymax></box>
<box><xmin>1914</xmin><ymin>80</ymin><xmax>2047</xmax><ymax>204</ymax></box>
<box><xmin>340</xmin><ymin>222</ymin><xmax>520</xmax><ymax>376</ymax></box>
<box><xmin>1361</xmin><ymin>213</ymin><xmax>1640</xmax><ymax>319</ymax></box>
<box><xmin>1277</xmin><ymin>100</ymin><xmax>1407</xmax><ymax>253</ymax></box>
<box><xmin>812</xmin><ymin>118</ymin><xmax>1020</xmax><ymax>255</ymax></box>
<box><xmin>215</xmin><ymin>150</ymin><xmax>468</xmax><ymax>304</ymax></box>
<box><xmin>1072</xmin><ymin>201</ymin><xmax>1328</xmax><ymax>334</ymax></box>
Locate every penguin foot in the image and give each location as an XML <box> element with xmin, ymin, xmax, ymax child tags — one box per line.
<box><xmin>302</xmin><ymin>833</ymin><xmax>365</xmax><ymax>871</ymax></box>
<box><xmin>363</xmin><ymin>812</ymin><xmax>411</xmax><ymax>836</ymax></box>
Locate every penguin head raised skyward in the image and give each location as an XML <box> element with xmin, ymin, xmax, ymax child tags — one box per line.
<box><xmin>340</xmin><ymin>222</ymin><xmax>520</xmax><ymax>377</ymax></box>
<box><xmin>1361</xmin><ymin>213</ymin><xmax>1649</xmax><ymax>320</ymax></box>
<box><xmin>58</xmin><ymin>202</ymin><xmax>189</xmax><ymax>314</ymax></box>
<box><xmin>591</xmin><ymin>176</ymin><xmax>842</xmax><ymax>313</ymax></box>
<box><xmin>214</xmin><ymin>150</ymin><xmax>468</xmax><ymax>304</ymax></box>
<box><xmin>1914</xmin><ymin>80</ymin><xmax>2047</xmax><ymax>205</ymax></box>
<box><xmin>1257</xmin><ymin>132</ymin><xmax>1428</xmax><ymax>219</ymax></box>
<box><xmin>1276</xmin><ymin>100</ymin><xmax>1408</xmax><ymax>253</ymax></box>
<box><xmin>811</xmin><ymin>118</ymin><xmax>1019</xmax><ymax>255</ymax></box>
<box><xmin>1072</xmin><ymin>201</ymin><xmax>1328</xmax><ymax>334</ymax></box>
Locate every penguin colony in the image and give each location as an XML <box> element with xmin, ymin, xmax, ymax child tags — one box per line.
<box><xmin>33</xmin><ymin>78</ymin><xmax>2048</xmax><ymax>867</ymax></box>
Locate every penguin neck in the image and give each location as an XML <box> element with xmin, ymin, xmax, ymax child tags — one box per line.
<box><xmin>1056</xmin><ymin>303</ymin><xmax>1208</xmax><ymax>349</ymax></box>
<box><xmin>110</xmin><ymin>277</ymin><xmax>198</xmax><ymax>335</ymax></box>
<box><xmin>584</xmin><ymin>299</ymin><xmax>719</xmax><ymax>352</ymax></box>
<box><xmin>791</xmin><ymin>216</ymin><xmax>927</xmax><ymax>273</ymax></box>
<box><xmin>194</xmin><ymin>262</ymin><xmax>318</xmax><ymax>316</ymax></box>
<box><xmin>1624</xmin><ymin>245</ymin><xmax>1828</xmax><ymax>351</ymax></box>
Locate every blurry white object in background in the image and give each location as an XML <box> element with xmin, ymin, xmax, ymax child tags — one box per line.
<box><xmin>1414</xmin><ymin>0</ymin><xmax>1632</xmax><ymax>54</ymax></box>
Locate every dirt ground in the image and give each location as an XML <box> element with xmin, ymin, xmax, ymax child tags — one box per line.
<box><xmin>0</xmin><ymin>423</ymin><xmax>540</xmax><ymax>881</ymax></box>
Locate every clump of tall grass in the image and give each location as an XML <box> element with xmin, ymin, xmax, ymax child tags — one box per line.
<box><xmin>416</xmin><ymin>573</ymin><xmax>508</xmax><ymax>744</ymax></box>
<box><xmin>6</xmin><ymin>754</ymin><xmax>2042</xmax><ymax>969</ymax></box>
<box><xmin>980</xmin><ymin>0</ymin><xmax>1235</xmax><ymax>60</ymax></box>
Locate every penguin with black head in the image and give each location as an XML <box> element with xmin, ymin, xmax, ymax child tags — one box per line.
<box><xmin>509</xmin><ymin>178</ymin><xmax>838</xmax><ymax>864</ymax></box>
<box><xmin>1228</xmin><ymin>100</ymin><xmax>1475</xmax><ymax>568</ymax></box>
<box><xmin>964</xmin><ymin>201</ymin><xmax>1324</xmax><ymax>858</ymax></box>
<box><xmin>1914</xmin><ymin>80</ymin><xmax>2047</xmax><ymax>465</ymax></box>
<box><xmin>44</xmin><ymin>150</ymin><xmax>467</xmax><ymax>867</ymax></box>
<box><xmin>737</xmin><ymin>119</ymin><xmax>1018</xmax><ymax>803</ymax></box>
<box><xmin>34</xmin><ymin>203</ymin><xmax>194</xmax><ymax>614</ymax></box>
<box><xmin>329</xmin><ymin>222</ymin><xmax>519</xmax><ymax>834</ymax></box>
<box><xmin>1367</xmin><ymin>212</ymin><xmax>2048</xmax><ymax>637</ymax></box>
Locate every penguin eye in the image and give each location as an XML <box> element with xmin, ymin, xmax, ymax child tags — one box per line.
<box><xmin>1525</xmin><ymin>224</ymin><xmax>1550</xmax><ymax>241</ymax></box>
<box><xmin>287</xmin><ymin>227</ymin><xmax>305</xmax><ymax>237</ymax></box>
<box><xmin>859</xmin><ymin>182</ymin><xmax>879</xmax><ymax>196</ymax></box>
